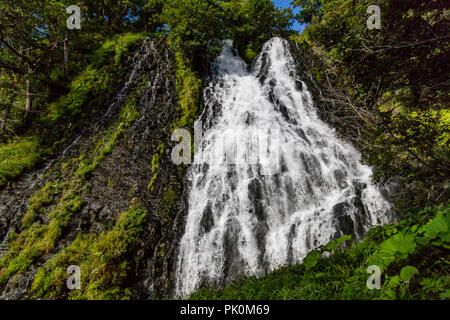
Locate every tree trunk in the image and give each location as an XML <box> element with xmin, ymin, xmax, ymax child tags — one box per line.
<box><xmin>1</xmin><ymin>101</ymin><xmax>12</xmax><ymax>132</ymax></box>
<box><xmin>64</xmin><ymin>33</ymin><xmax>69</xmax><ymax>72</ymax></box>
<box><xmin>0</xmin><ymin>108</ymin><xmax>7</xmax><ymax>131</ymax></box>
<box><xmin>25</xmin><ymin>73</ymin><xmax>32</xmax><ymax>119</ymax></box>
<box><xmin>2</xmin><ymin>91</ymin><xmax>17</xmax><ymax>132</ymax></box>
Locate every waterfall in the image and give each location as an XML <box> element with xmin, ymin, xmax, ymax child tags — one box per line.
<box><xmin>174</xmin><ymin>38</ymin><xmax>392</xmax><ymax>297</ymax></box>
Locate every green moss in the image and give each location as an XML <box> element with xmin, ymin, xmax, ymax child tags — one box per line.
<box><xmin>243</xmin><ymin>47</ymin><xmax>257</xmax><ymax>64</ymax></box>
<box><xmin>21</xmin><ymin>181</ymin><xmax>60</xmax><ymax>229</ymax></box>
<box><xmin>46</xmin><ymin>33</ymin><xmax>146</xmax><ymax>125</ymax></box>
<box><xmin>147</xmin><ymin>173</ymin><xmax>158</xmax><ymax>193</ymax></box>
<box><xmin>159</xmin><ymin>189</ymin><xmax>178</xmax><ymax>221</ymax></box>
<box><xmin>148</xmin><ymin>143</ymin><xmax>166</xmax><ymax>193</ymax></box>
<box><xmin>30</xmin><ymin>205</ymin><xmax>148</xmax><ymax>300</ymax></box>
<box><xmin>151</xmin><ymin>143</ymin><xmax>165</xmax><ymax>174</ymax></box>
<box><xmin>0</xmin><ymin>182</ymin><xmax>83</xmax><ymax>286</ymax></box>
<box><xmin>0</xmin><ymin>136</ymin><xmax>43</xmax><ymax>188</ymax></box>
<box><xmin>0</xmin><ymin>78</ymin><xmax>143</xmax><ymax>288</ymax></box>
<box><xmin>173</xmin><ymin>50</ymin><xmax>203</xmax><ymax>129</ymax></box>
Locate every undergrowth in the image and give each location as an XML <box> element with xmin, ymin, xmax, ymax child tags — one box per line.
<box><xmin>0</xmin><ymin>136</ymin><xmax>43</xmax><ymax>188</ymax></box>
<box><xmin>30</xmin><ymin>204</ymin><xmax>147</xmax><ymax>300</ymax></box>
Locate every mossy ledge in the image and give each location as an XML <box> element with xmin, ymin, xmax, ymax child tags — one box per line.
<box><xmin>30</xmin><ymin>204</ymin><xmax>147</xmax><ymax>300</ymax></box>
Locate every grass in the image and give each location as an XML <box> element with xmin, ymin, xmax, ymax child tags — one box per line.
<box><xmin>46</xmin><ymin>33</ymin><xmax>147</xmax><ymax>126</ymax></box>
<box><xmin>0</xmin><ymin>181</ymin><xmax>84</xmax><ymax>285</ymax></box>
<box><xmin>173</xmin><ymin>50</ymin><xmax>203</xmax><ymax>129</ymax></box>
<box><xmin>30</xmin><ymin>204</ymin><xmax>148</xmax><ymax>300</ymax></box>
<box><xmin>0</xmin><ymin>136</ymin><xmax>43</xmax><ymax>187</ymax></box>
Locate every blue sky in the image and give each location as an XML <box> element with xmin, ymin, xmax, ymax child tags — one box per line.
<box><xmin>272</xmin><ymin>0</ymin><xmax>306</xmax><ymax>32</ymax></box>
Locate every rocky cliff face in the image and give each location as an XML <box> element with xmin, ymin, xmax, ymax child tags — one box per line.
<box><xmin>0</xmin><ymin>37</ymin><xmax>188</xmax><ymax>299</ymax></box>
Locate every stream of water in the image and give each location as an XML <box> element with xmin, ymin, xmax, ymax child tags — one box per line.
<box><xmin>174</xmin><ymin>38</ymin><xmax>392</xmax><ymax>297</ymax></box>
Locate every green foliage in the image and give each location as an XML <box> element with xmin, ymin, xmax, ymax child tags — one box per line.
<box><xmin>0</xmin><ymin>32</ymin><xmax>146</xmax><ymax>188</ymax></box>
<box><xmin>292</xmin><ymin>0</ymin><xmax>449</xmax><ymax>208</ymax></box>
<box><xmin>303</xmin><ymin>235</ymin><xmax>351</xmax><ymax>270</ymax></box>
<box><xmin>368</xmin><ymin>233</ymin><xmax>416</xmax><ymax>270</ymax></box>
<box><xmin>222</xmin><ymin>0</ymin><xmax>294</xmax><ymax>61</ymax></box>
<box><xmin>164</xmin><ymin>0</ymin><xmax>292</xmax><ymax>129</ymax></box>
<box><xmin>375</xmin><ymin>208</ymin><xmax>449</xmax><ymax>299</ymax></box>
<box><xmin>420</xmin><ymin>274</ymin><xmax>450</xmax><ymax>300</ymax></box>
<box><xmin>98</xmin><ymin>33</ymin><xmax>148</xmax><ymax>66</ymax></box>
<box><xmin>173</xmin><ymin>51</ymin><xmax>203</xmax><ymax>129</ymax></box>
<box><xmin>161</xmin><ymin>0</ymin><xmax>293</xmax><ymax>64</ymax></box>
<box><xmin>161</xmin><ymin>0</ymin><xmax>223</xmax><ymax>61</ymax></box>
<box><xmin>46</xmin><ymin>33</ymin><xmax>146</xmax><ymax>124</ymax></box>
<box><xmin>30</xmin><ymin>205</ymin><xmax>148</xmax><ymax>300</ymax></box>
<box><xmin>0</xmin><ymin>0</ymin><xmax>67</xmax><ymax>124</ymax></box>
<box><xmin>21</xmin><ymin>181</ymin><xmax>61</xmax><ymax>229</ymax></box>
<box><xmin>293</xmin><ymin>0</ymin><xmax>323</xmax><ymax>24</ymax></box>
<box><xmin>0</xmin><ymin>181</ymin><xmax>84</xmax><ymax>286</ymax></box>
<box><xmin>147</xmin><ymin>174</ymin><xmax>159</xmax><ymax>193</ymax></box>
<box><xmin>0</xmin><ymin>136</ymin><xmax>43</xmax><ymax>187</ymax></box>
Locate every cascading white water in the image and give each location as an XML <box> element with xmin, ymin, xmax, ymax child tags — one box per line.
<box><xmin>174</xmin><ymin>38</ymin><xmax>393</xmax><ymax>297</ymax></box>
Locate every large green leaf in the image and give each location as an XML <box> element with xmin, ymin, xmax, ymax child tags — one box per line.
<box><xmin>369</xmin><ymin>233</ymin><xmax>416</xmax><ymax>268</ymax></box>
<box><xmin>420</xmin><ymin>215</ymin><xmax>448</xmax><ymax>240</ymax></box>
<box><xmin>381</xmin><ymin>233</ymin><xmax>416</xmax><ymax>258</ymax></box>
<box><xmin>400</xmin><ymin>266</ymin><xmax>419</xmax><ymax>282</ymax></box>
<box><xmin>324</xmin><ymin>235</ymin><xmax>351</xmax><ymax>252</ymax></box>
<box><xmin>303</xmin><ymin>250</ymin><xmax>321</xmax><ymax>270</ymax></box>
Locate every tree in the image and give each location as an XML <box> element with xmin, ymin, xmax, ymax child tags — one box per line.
<box><xmin>292</xmin><ymin>0</ymin><xmax>449</xmax><ymax>205</ymax></box>
<box><xmin>0</xmin><ymin>0</ymin><xmax>68</xmax><ymax>124</ymax></box>
<box><xmin>161</xmin><ymin>0</ymin><xmax>224</xmax><ymax>61</ymax></box>
<box><xmin>222</xmin><ymin>0</ymin><xmax>293</xmax><ymax>60</ymax></box>
<box><xmin>292</xmin><ymin>0</ymin><xmax>324</xmax><ymax>24</ymax></box>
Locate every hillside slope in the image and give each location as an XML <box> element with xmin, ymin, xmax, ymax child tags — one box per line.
<box><xmin>0</xmin><ymin>34</ymin><xmax>188</xmax><ymax>299</ymax></box>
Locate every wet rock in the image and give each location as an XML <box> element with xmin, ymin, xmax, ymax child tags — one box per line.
<box><xmin>334</xmin><ymin>169</ymin><xmax>348</xmax><ymax>189</ymax></box>
<box><xmin>200</xmin><ymin>202</ymin><xmax>214</xmax><ymax>234</ymax></box>
<box><xmin>248</xmin><ymin>178</ymin><xmax>265</xmax><ymax>221</ymax></box>
<box><xmin>380</xmin><ymin>175</ymin><xmax>403</xmax><ymax>202</ymax></box>
<box><xmin>332</xmin><ymin>202</ymin><xmax>355</xmax><ymax>238</ymax></box>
